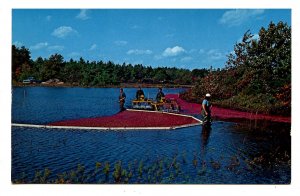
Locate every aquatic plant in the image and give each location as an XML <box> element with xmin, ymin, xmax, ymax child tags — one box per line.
<box><xmin>181</xmin><ymin>151</ymin><xmax>187</xmax><ymax>164</ymax></box>
<box><xmin>169</xmin><ymin>154</ymin><xmax>178</xmax><ymax>170</ymax></box>
<box><xmin>192</xmin><ymin>154</ymin><xmax>198</xmax><ymax>168</ymax></box>
<box><xmin>103</xmin><ymin>161</ymin><xmax>110</xmax><ymax>182</ymax></box>
<box><xmin>56</xmin><ymin>172</ymin><xmax>67</xmax><ymax>183</ymax></box>
<box><xmin>31</xmin><ymin>169</ymin><xmax>52</xmax><ymax>183</ymax></box>
<box><xmin>95</xmin><ymin>162</ymin><xmax>102</xmax><ymax>169</ymax></box>
<box><xmin>41</xmin><ymin>168</ymin><xmax>51</xmax><ymax>183</ymax></box>
<box><xmin>138</xmin><ymin>160</ymin><xmax>144</xmax><ymax>178</ymax></box>
<box><xmin>113</xmin><ymin>161</ymin><xmax>122</xmax><ymax>183</ymax></box>
<box><xmin>198</xmin><ymin>161</ymin><xmax>207</xmax><ymax>176</ymax></box>
<box><xmin>210</xmin><ymin>159</ymin><xmax>221</xmax><ymax>170</ymax></box>
<box><xmin>227</xmin><ymin>156</ymin><xmax>240</xmax><ymax>171</ymax></box>
<box><xmin>11</xmin><ymin>146</ymin><xmax>291</xmax><ymax>184</ymax></box>
<box><xmin>121</xmin><ymin>169</ymin><xmax>129</xmax><ymax>183</ymax></box>
<box><xmin>33</xmin><ymin>170</ymin><xmax>42</xmax><ymax>183</ymax></box>
<box><xmin>14</xmin><ymin>172</ymin><xmax>27</xmax><ymax>183</ymax></box>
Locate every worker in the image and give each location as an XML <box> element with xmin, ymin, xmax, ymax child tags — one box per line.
<box><xmin>136</xmin><ymin>86</ymin><xmax>145</xmax><ymax>100</ymax></box>
<box><xmin>156</xmin><ymin>87</ymin><xmax>165</xmax><ymax>102</ymax></box>
<box><xmin>201</xmin><ymin>93</ymin><xmax>212</xmax><ymax>126</ymax></box>
<box><xmin>119</xmin><ymin>88</ymin><xmax>126</xmax><ymax>111</ymax></box>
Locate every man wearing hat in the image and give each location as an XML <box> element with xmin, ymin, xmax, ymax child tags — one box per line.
<box><xmin>156</xmin><ymin>87</ymin><xmax>165</xmax><ymax>102</ymax></box>
<box><xmin>119</xmin><ymin>88</ymin><xmax>126</xmax><ymax>112</ymax></box>
<box><xmin>201</xmin><ymin>93</ymin><xmax>212</xmax><ymax>125</ymax></box>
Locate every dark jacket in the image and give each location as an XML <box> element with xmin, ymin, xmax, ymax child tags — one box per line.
<box><xmin>136</xmin><ymin>89</ymin><xmax>145</xmax><ymax>99</ymax></box>
<box><xmin>119</xmin><ymin>92</ymin><xmax>126</xmax><ymax>103</ymax></box>
<box><xmin>156</xmin><ymin>91</ymin><xmax>165</xmax><ymax>102</ymax></box>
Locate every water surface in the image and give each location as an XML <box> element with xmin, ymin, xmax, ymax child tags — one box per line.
<box><xmin>11</xmin><ymin>87</ymin><xmax>291</xmax><ymax>184</ymax></box>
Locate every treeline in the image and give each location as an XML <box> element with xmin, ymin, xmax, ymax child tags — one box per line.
<box><xmin>181</xmin><ymin>21</ymin><xmax>291</xmax><ymax>116</ymax></box>
<box><xmin>12</xmin><ymin>46</ymin><xmax>209</xmax><ymax>86</ymax></box>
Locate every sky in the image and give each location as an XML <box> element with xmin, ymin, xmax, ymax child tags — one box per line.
<box><xmin>12</xmin><ymin>9</ymin><xmax>291</xmax><ymax>70</ymax></box>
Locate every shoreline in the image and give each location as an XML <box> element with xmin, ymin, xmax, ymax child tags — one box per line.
<box><xmin>12</xmin><ymin>85</ymin><xmax>291</xmax><ymax>123</ymax></box>
<box><xmin>166</xmin><ymin>94</ymin><xmax>291</xmax><ymax>124</ymax></box>
<box><xmin>12</xmin><ymin>82</ymin><xmax>193</xmax><ymax>89</ymax></box>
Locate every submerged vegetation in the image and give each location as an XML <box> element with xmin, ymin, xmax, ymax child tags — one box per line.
<box><xmin>12</xmin><ymin>149</ymin><xmax>290</xmax><ymax>184</ymax></box>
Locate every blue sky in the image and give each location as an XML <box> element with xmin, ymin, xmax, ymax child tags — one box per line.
<box><xmin>12</xmin><ymin>9</ymin><xmax>291</xmax><ymax>70</ymax></box>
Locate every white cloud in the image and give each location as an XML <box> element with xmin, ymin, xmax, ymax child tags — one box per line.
<box><xmin>114</xmin><ymin>40</ymin><xmax>128</xmax><ymax>46</ymax></box>
<box><xmin>48</xmin><ymin>45</ymin><xmax>64</xmax><ymax>51</ymax></box>
<box><xmin>127</xmin><ymin>49</ymin><xmax>153</xmax><ymax>55</ymax></box>
<box><xmin>76</xmin><ymin>9</ymin><xmax>90</xmax><ymax>20</ymax></box>
<box><xmin>199</xmin><ymin>49</ymin><xmax>205</xmax><ymax>54</ymax></box>
<box><xmin>252</xmin><ymin>34</ymin><xmax>260</xmax><ymax>40</ymax></box>
<box><xmin>162</xmin><ymin>46</ymin><xmax>185</xmax><ymax>57</ymax></box>
<box><xmin>89</xmin><ymin>44</ymin><xmax>97</xmax><ymax>51</ymax></box>
<box><xmin>181</xmin><ymin>56</ymin><xmax>193</xmax><ymax>62</ymax></box>
<box><xmin>219</xmin><ymin>9</ymin><xmax>265</xmax><ymax>27</ymax></box>
<box><xmin>154</xmin><ymin>55</ymin><xmax>163</xmax><ymax>60</ymax></box>
<box><xmin>30</xmin><ymin>42</ymin><xmax>48</xmax><ymax>50</ymax></box>
<box><xmin>52</xmin><ymin>26</ymin><xmax>77</xmax><ymax>38</ymax></box>
<box><xmin>207</xmin><ymin>49</ymin><xmax>224</xmax><ymax>60</ymax></box>
<box><xmin>187</xmin><ymin>49</ymin><xmax>197</xmax><ymax>54</ymax></box>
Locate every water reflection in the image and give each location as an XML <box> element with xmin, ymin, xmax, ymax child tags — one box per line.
<box><xmin>200</xmin><ymin>125</ymin><xmax>212</xmax><ymax>169</ymax></box>
<box><xmin>201</xmin><ymin>125</ymin><xmax>211</xmax><ymax>148</ymax></box>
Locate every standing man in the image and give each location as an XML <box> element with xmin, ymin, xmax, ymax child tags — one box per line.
<box><xmin>156</xmin><ymin>87</ymin><xmax>165</xmax><ymax>102</ymax></box>
<box><xmin>202</xmin><ymin>93</ymin><xmax>212</xmax><ymax>126</ymax></box>
<box><xmin>119</xmin><ymin>88</ymin><xmax>126</xmax><ymax>112</ymax></box>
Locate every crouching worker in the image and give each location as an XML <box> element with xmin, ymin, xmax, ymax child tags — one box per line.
<box><xmin>119</xmin><ymin>88</ymin><xmax>126</xmax><ymax>112</ymax></box>
<box><xmin>136</xmin><ymin>86</ymin><xmax>145</xmax><ymax>100</ymax></box>
<box><xmin>201</xmin><ymin>93</ymin><xmax>212</xmax><ymax>126</ymax></box>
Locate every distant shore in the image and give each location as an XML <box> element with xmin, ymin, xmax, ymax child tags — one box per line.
<box><xmin>12</xmin><ymin>82</ymin><xmax>193</xmax><ymax>89</ymax></box>
<box><xmin>13</xmin><ymin>82</ymin><xmax>291</xmax><ymax>121</ymax></box>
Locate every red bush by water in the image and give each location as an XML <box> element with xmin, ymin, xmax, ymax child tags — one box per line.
<box><xmin>166</xmin><ymin>94</ymin><xmax>290</xmax><ymax>123</ymax></box>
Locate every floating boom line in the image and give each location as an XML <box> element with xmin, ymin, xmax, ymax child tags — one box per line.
<box><xmin>11</xmin><ymin>122</ymin><xmax>201</xmax><ymax>131</ymax></box>
<box><xmin>12</xmin><ymin>109</ymin><xmax>202</xmax><ymax>130</ymax></box>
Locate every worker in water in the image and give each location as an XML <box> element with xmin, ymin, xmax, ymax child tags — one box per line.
<box><xmin>119</xmin><ymin>88</ymin><xmax>126</xmax><ymax>111</ymax></box>
<box><xmin>136</xmin><ymin>86</ymin><xmax>145</xmax><ymax>100</ymax></box>
<box><xmin>156</xmin><ymin>87</ymin><xmax>165</xmax><ymax>102</ymax></box>
<box><xmin>201</xmin><ymin>93</ymin><xmax>212</xmax><ymax>125</ymax></box>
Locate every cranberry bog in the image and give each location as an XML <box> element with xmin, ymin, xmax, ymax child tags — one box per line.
<box><xmin>44</xmin><ymin>109</ymin><xmax>200</xmax><ymax>130</ymax></box>
<box><xmin>12</xmin><ymin>87</ymin><xmax>291</xmax><ymax>184</ymax></box>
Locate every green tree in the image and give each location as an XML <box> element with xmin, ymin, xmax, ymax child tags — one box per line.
<box><xmin>153</xmin><ymin>68</ymin><xmax>170</xmax><ymax>83</ymax></box>
<box><xmin>41</xmin><ymin>53</ymin><xmax>65</xmax><ymax>80</ymax></box>
<box><xmin>12</xmin><ymin>45</ymin><xmax>31</xmax><ymax>81</ymax></box>
<box><xmin>190</xmin><ymin>21</ymin><xmax>291</xmax><ymax>115</ymax></box>
<box><xmin>32</xmin><ymin>57</ymin><xmax>45</xmax><ymax>80</ymax></box>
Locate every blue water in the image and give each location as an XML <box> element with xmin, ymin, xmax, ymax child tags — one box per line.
<box><xmin>12</xmin><ymin>87</ymin><xmax>185</xmax><ymax>124</ymax></box>
<box><xmin>11</xmin><ymin>87</ymin><xmax>291</xmax><ymax>184</ymax></box>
